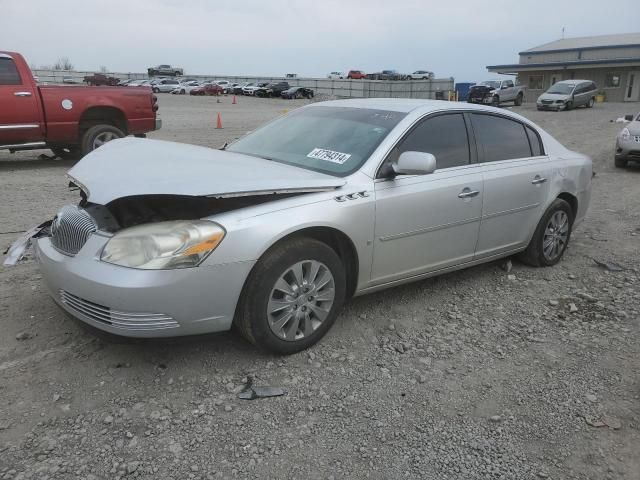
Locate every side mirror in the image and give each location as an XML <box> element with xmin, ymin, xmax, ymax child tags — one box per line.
<box><xmin>392</xmin><ymin>151</ymin><xmax>437</xmax><ymax>176</ymax></box>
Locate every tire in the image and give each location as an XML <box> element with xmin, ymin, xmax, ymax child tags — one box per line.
<box><xmin>615</xmin><ymin>157</ymin><xmax>628</xmax><ymax>168</ymax></box>
<box><xmin>80</xmin><ymin>124</ymin><xmax>125</xmax><ymax>156</ymax></box>
<box><xmin>491</xmin><ymin>95</ymin><xmax>500</xmax><ymax>107</ymax></box>
<box><xmin>235</xmin><ymin>237</ymin><xmax>346</xmax><ymax>354</ymax></box>
<box><xmin>152</xmin><ymin>87</ymin><xmax>159</xmax><ymax>93</ymax></box>
<box><xmin>565</xmin><ymin>101</ymin><xmax>573</xmax><ymax>111</ymax></box>
<box><xmin>586</xmin><ymin>97</ymin><xmax>595</xmax><ymax>108</ymax></box>
<box><xmin>519</xmin><ymin>199</ymin><xmax>574</xmax><ymax>267</ymax></box>
<box><xmin>180</xmin><ymin>89</ymin><xmax>185</xmax><ymax>95</ymax></box>
<box><xmin>50</xmin><ymin>146</ymin><xmax>81</xmax><ymax>160</ymax></box>
<box><xmin>514</xmin><ymin>93</ymin><xmax>523</xmax><ymax>106</ymax></box>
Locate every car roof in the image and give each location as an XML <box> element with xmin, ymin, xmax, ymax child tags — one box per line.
<box><xmin>555</xmin><ymin>79</ymin><xmax>591</xmax><ymax>85</ymax></box>
<box><xmin>312</xmin><ymin>98</ymin><xmax>526</xmax><ymax>114</ymax></box>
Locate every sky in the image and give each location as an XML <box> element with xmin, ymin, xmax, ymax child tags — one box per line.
<box><xmin>2</xmin><ymin>0</ymin><xmax>639</xmax><ymax>82</ymax></box>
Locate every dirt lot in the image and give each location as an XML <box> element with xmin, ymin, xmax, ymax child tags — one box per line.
<box><xmin>1</xmin><ymin>95</ymin><xmax>639</xmax><ymax>480</ymax></box>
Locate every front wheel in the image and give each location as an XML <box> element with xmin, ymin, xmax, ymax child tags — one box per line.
<box><xmin>81</xmin><ymin>124</ymin><xmax>125</xmax><ymax>156</ymax></box>
<box><xmin>519</xmin><ymin>199</ymin><xmax>574</xmax><ymax>267</ymax></box>
<box><xmin>152</xmin><ymin>87</ymin><xmax>159</xmax><ymax>93</ymax></box>
<box><xmin>491</xmin><ymin>95</ymin><xmax>500</xmax><ymax>107</ymax></box>
<box><xmin>565</xmin><ymin>101</ymin><xmax>573</xmax><ymax>111</ymax></box>
<box><xmin>235</xmin><ymin>238</ymin><xmax>346</xmax><ymax>354</ymax></box>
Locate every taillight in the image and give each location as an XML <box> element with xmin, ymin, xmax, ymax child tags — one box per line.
<box><xmin>151</xmin><ymin>94</ymin><xmax>158</xmax><ymax>112</ymax></box>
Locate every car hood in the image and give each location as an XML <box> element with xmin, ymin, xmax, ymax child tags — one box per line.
<box><xmin>624</xmin><ymin>120</ymin><xmax>640</xmax><ymax>135</ymax></box>
<box><xmin>538</xmin><ymin>92</ymin><xmax>570</xmax><ymax>101</ymax></box>
<box><xmin>67</xmin><ymin>138</ymin><xmax>346</xmax><ymax>205</ymax></box>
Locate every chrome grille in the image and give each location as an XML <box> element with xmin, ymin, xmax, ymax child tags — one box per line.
<box><xmin>59</xmin><ymin>290</ymin><xmax>179</xmax><ymax>331</ymax></box>
<box><xmin>633</xmin><ymin>135</ymin><xmax>640</xmax><ymax>143</ymax></box>
<box><xmin>50</xmin><ymin>205</ymin><xmax>97</xmax><ymax>255</ymax></box>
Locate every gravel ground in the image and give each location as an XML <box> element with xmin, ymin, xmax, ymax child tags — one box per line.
<box><xmin>1</xmin><ymin>95</ymin><xmax>639</xmax><ymax>480</ymax></box>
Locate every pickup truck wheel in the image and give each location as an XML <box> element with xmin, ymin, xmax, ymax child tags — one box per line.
<box><xmin>81</xmin><ymin>124</ymin><xmax>125</xmax><ymax>156</ymax></box>
<box><xmin>491</xmin><ymin>95</ymin><xmax>500</xmax><ymax>107</ymax></box>
<box><xmin>51</xmin><ymin>146</ymin><xmax>81</xmax><ymax>160</ymax></box>
<box><xmin>235</xmin><ymin>237</ymin><xmax>346</xmax><ymax>354</ymax></box>
<box><xmin>514</xmin><ymin>93</ymin><xmax>523</xmax><ymax>106</ymax></box>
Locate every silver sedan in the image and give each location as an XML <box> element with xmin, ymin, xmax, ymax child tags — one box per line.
<box><xmin>615</xmin><ymin>112</ymin><xmax>640</xmax><ymax>168</ymax></box>
<box><xmin>25</xmin><ymin>99</ymin><xmax>592</xmax><ymax>354</ymax></box>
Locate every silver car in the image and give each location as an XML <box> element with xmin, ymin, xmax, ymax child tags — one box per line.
<box><xmin>615</xmin><ymin>112</ymin><xmax>640</xmax><ymax>168</ymax></box>
<box><xmin>537</xmin><ymin>80</ymin><xmax>597</xmax><ymax>111</ymax></box>
<box><xmin>152</xmin><ymin>78</ymin><xmax>181</xmax><ymax>93</ymax></box>
<box><xmin>26</xmin><ymin>99</ymin><xmax>592</xmax><ymax>354</ymax></box>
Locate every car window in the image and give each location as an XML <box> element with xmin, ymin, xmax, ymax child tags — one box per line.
<box><xmin>503</xmin><ymin>80</ymin><xmax>514</xmax><ymax>88</ymax></box>
<box><xmin>385</xmin><ymin>113</ymin><xmax>470</xmax><ymax>172</ymax></box>
<box><xmin>0</xmin><ymin>57</ymin><xmax>22</xmax><ymax>85</ymax></box>
<box><xmin>471</xmin><ymin>114</ymin><xmax>532</xmax><ymax>162</ymax></box>
<box><xmin>526</xmin><ymin>126</ymin><xmax>544</xmax><ymax>156</ymax></box>
<box><xmin>228</xmin><ymin>106</ymin><xmax>406</xmax><ymax>177</ymax></box>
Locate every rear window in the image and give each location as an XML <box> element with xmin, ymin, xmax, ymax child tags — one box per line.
<box><xmin>471</xmin><ymin>114</ymin><xmax>532</xmax><ymax>162</ymax></box>
<box><xmin>526</xmin><ymin>126</ymin><xmax>544</xmax><ymax>156</ymax></box>
<box><xmin>0</xmin><ymin>57</ymin><xmax>22</xmax><ymax>85</ymax></box>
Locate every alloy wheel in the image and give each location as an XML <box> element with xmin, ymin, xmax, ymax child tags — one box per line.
<box><xmin>267</xmin><ymin>260</ymin><xmax>335</xmax><ymax>341</ymax></box>
<box><xmin>543</xmin><ymin>211</ymin><xmax>569</xmax><ymax>261</ymax></box>
<box><xmin>92</xmin><ymin>132</ymin><xmax>119</xmax><ymax>149</ymax></box>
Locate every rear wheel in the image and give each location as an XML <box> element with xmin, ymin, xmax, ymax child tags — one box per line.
<box><xmin>586</xmin><ymin>97</ymin><xmax>595</xmax><ymax>108</ymax></box>
<box><xmin>615</xmin><ymin>157</ymin><xmax>628</xmax><ymax>168</ymax></box>
<box><xmin>519</xmin><ymin>199</ymin><xmax>573</xmax><ymax>267</ymax></box>
<box><xmin>235</xmin><ymin>238</ymin><xmax>346</xmax><ymax>354</ymax></box>
<box><xmin>514</xmin><ymin>93</ymin><xmax>523</xmax><ymax>106</ymax></box>
<box><xmin>81</xmin><ymin>124</ymin><xmax>125</xmax><ymax>156</ymax></box>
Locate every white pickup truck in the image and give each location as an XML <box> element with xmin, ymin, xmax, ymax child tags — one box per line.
<box><xmin>467</xmin><ymin>79</ymin><xmax>525</xmax><ymax>107</ymax></box>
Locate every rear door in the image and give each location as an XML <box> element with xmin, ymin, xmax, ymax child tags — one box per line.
<box><xmin>470</xmin><ymin>113</ymin><xmax>552</xmax><ymax>258</ymax></box>
<box><xmin>0</xmin><ymin>54</ymin><xmax>43</xmax><ymax>144</ymax></box>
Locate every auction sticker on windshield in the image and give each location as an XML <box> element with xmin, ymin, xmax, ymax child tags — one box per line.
<box><xmin>307</xmin><ymin>148</ymin><xmax>351</xmax><ymax>164</ymax></box>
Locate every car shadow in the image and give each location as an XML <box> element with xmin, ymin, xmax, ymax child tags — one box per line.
<box><xmin>0</xmin><ymin>157</ymin><xmax>76</xmax><ymax>171</ymax></box>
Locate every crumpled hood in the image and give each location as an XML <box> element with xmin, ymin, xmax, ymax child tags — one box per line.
<box><xmin>68</xmin><ymin>138</ymin><xmax>345</xmax><ymax>205</ymax></box>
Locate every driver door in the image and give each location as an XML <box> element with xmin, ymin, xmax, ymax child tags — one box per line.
<box><xmin>371</xmin><ymin>113</ymin><xmax>483</xmax><ymax>285</ymax></box>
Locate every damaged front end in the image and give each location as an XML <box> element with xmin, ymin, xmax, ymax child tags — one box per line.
<box><xmin>467</xmin><ymin>85</ymin><xmax>496</xmax><ymax>104</ymax></box>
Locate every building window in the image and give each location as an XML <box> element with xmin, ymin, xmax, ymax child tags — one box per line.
<box><xmin>605</xmin><ymin>74</ymin><xmax>621</xmax><ymax>88</ymax></box>
<box><xmin>528</xmin><ymin>75</ymin><xmax>543</xmax><ymax>90</ymax></box>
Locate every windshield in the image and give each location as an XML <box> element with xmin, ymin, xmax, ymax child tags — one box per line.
<box><xmin>227</xmin><ymin>106</ymin><xmax>406</xmax><ymax>177</ymax></box>
<box><xmin>547</xmin><ymin>83</ymin><xmax>575</xmax><ymax>95</ymax></box>
<box><xmin>479</xmin><ymin>81</ymin><xmax>501</xmax><ymax>89</ymax></box>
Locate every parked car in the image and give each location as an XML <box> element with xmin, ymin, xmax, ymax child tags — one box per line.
<box><xmin>281</xmin><ymin>86</ymin><xmax>314</xmax><ymax>99</ymax></box>
<box><xmin>147</xmin><ymin>64</ymin><xmax>183</xmax><ymax>77</ymax></box>
<box><xmin>614</xmin><ymin>111</ymin><xmax>640</xmax><ymax>168</ymax></box>
<box><xmin>467</xmin><ymin>79</ymin><xmax>525</xmax><ymax>107</ymax></box>
<box><xmin>0</xmin><ymin>50</ymin><xmax>160</xmax><ymax>159</ymax></box>
<box><xmin>327</xmin><ymin>72</ymin><xmax>344</xmax><ymax>79</ymax></box>
<box><xmin>128</xmin><ymin>79</ymin><xmax>152</xmax><ymax>87</ymax></box>
<box><xmin>285</xmin><ymin>74</ymin><xmax>297</xmax><ymax>79</ymax></box>
<box><xmin>366</xmin><ymin>70</ymin><xmax>405</xmax><ymax>81</ymax></box>
<box><xmin>117</xmin><ymin>79</ymin><xmax>135</xmax><ymax>86</ymax></box>
<box><xmin>18</xmin><ymin>99</ymin><xmax>591</xmax><ymax>354</ymax></box>
<box><xmin>62</xmin><ymin>76</ymin><xmax>79</xmax><ymax>84</ymax></box>
<box><xmin>171</xmin><ymin>81</ymin><xmax>200</xmax><ymax>95</ymax></box>
<box><xmin>536</xmin><ymin>80</ymin><xmax>597</xmax><ymax>111</ymax></box>
<box><xmin>233</xmin><ymin>82</ymin><xmax>252</xmax><ymax>95</ymax></box>
<box><xmin>190</xmin><ymin>83</ymin><xmax>223</xmax><ymax>96</ymax></box>
<box><xmin>152</xmin><ymin>78</ymin><xmax>181</xmax><ymax>93</ymax></box>
<box><xmin>243</xmin><ymin>82</ymin><xmax>268</xmax><ymax>96</ymax></box>
<box><xmin>408</xmin><ymin>70</ymin><xmax>434</xmax><ymax>80</ymax></box>
<box><xmin>347</xmin><ymin>70</ymin><xmax>366</xmax><ymax>80</ymax></box>
<box><xmin>83</xmin><ymin>73</ymin><xmax>119</xmax><ymax>86</ymax></box>
<box><xmin>255</xmin><ymin>82</ymin><xmax>290</xmax><ymax>97</ymax></box>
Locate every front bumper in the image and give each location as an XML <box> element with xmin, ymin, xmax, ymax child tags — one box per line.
<box><xmin>615</xmin><ymin>138</ymin><xmax>640</xmax><ymax>161</ymax></box>
<box><xmin>537</xmin><ymin>102</ymin><xmax>564</xmax><ymax>111</ymax></box>
<box><xmin>34</xmin><ymin>234</ymin><xmax>254</xmax><ymax>338</ymax></box>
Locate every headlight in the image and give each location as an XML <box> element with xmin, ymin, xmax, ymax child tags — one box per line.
<box><xmin>101</xmin><ymin>220</ymin><xmax>225</xmax><ymax>269</ymax></box>
<box><xmin>620</xmin><ymin>127</ymin><xmax>631</xmax><ymax>141</ymax></box>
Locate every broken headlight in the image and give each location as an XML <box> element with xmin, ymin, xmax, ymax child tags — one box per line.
<box><xmin>620</xmin><ymin>127</ymin><xmax>631</xmax><ymax>141</ymax></box>
<box><xmin>101</xmin><ymin>220</ymin><xmax>225</xmax><ymax>269</ymax></box>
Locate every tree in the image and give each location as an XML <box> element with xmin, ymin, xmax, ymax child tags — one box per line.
<box><xmin>99</xmin><ymin>66</ymin><xmax>108</xmax><ymax>73</ymax></box>
<box><xmin>53</xmin><ymin>57</ymin><xmax>74</xmax><ymax>71</ymax></box>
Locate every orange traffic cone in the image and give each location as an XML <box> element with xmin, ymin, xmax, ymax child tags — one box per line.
<box><xmin>232</xmin><ymin>95</ymin><xmax>237</xmax><ymax>104</ymax></box>
<box><xmin>216</xmin><ymin>112</ymin><xmax>223</xmax><ymax>129</ymax></box>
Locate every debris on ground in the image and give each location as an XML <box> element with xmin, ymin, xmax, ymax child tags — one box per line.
<box><xmin>238</xmin><ymin>376</ymin><xmax>287</xmax><ymax>400</ymax></box>
<box><xmin>592</xmin><ymin>258</ymin><xmax>626</xmax><ymax>272</ymax></box>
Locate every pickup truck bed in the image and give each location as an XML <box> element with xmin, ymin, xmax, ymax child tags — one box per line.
<box><xmin>1</xmin><ymin>51</ymin><xmax>160</xmax><ymax>159</ymax></box>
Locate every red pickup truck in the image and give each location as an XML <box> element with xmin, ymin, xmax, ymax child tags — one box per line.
<box><xmin>0</xmin><ymin>51</ymin><xmax>160</xmax><ymax>159</ymax></box>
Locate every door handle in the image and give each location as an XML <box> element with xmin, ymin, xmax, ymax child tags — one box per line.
<box><xmin>458</xmin><ymin>188</ymin><xmax>480</xmax><ymax>199</ymax></box>
<box><xmin>14</xmin><ymin>91</ymin><xmax>32</xmax><ymax>97</ymax></box>
<box><xmin>531</xmin><ymin>176</ymin><xmax>547</xmax><ymax>185</ymax></box>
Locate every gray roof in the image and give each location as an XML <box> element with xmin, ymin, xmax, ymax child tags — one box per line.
<box><xmin>523</xmin><ymin>32</ymin><xmax>640</xmax><ymax>53</ymax></box>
